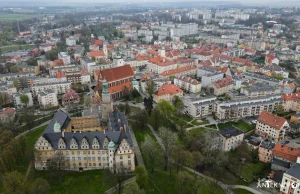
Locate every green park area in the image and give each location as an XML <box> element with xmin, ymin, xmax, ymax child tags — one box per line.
<box><xmin>218</xmin><ymin>121</ymin><xmax>255</xmax><ymax>132</ymax></box>
<box><xmin>0</xmin><ymin>14</ymin><xmax>33</xmax><ymax>21</ymax></box>
<box><xmin>0</xmin><ymin>44</ymin><xmax>35</xmax><ymax>52</ymax></box>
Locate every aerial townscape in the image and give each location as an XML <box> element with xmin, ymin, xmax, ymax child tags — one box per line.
<box><xmin>2</xmin><ymin>1</ymin><xmax>300</xmax><ymax>194</ymax></box>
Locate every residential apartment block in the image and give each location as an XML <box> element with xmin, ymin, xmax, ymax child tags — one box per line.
<box><xmin>153</xmin><ymin>83</ymin><xmax>183</xmax><ymax>102</ymax></box>
<box><xmin>256</xmin><ymin>111</ymin><xmax>289</xmax><ymax>142</ymax></box>
<box><xmin>31</xmin><ymin>81</ymin><xmax>71</xmax><ymax>96</ymax></box>
<box><xmin>174</xmin><ymin>76</ymin><xmax>201</xmax><ymax>93</ymax></box>
<box><xmin>38</xmin><ymin>90</ymin><xmax>59</xmax><ymax>107</ymax></box>
<box><xmin>258</xmin><ymin>140</ymin><xmax>275</xmax><ymax>163</ymax></box>
<box><xmin>213</xmin><ymin>76</ymin><xmax>233</xmax><ymax>96</ymax></box>
<box><xmin>216</xmin><ymin>96</ymin><xmax>282</xmax><ymax>120</ymax></box>
<box><xmin>218</xmin><ymin>126</ymin><xmax>244</xmax><ymax>151</ymax></box>
<box><xmin>183</xmin><ymin>96</ymin><xmax>217</xmax><ymax>117</ymax></box>
<box><xmin>12</xmin><ymin>89</ymin><xmax>34</xmax><ymax>108</ymax></box>
<box><xmin>280</xmin><ymin>159</ymin><xmax>300</xmax><ymax>194</ymax></box>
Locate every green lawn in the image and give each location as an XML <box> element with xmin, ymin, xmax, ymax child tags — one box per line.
<box><xmin>240</xmin><ymin>162</ymin><xmax>269</xmax><ymax>183</ymax></box>
<box><xmin>191</xmin><ymin>118</ymin><xmax>209</xmax><ymax>126</ymax></box>
<box><xmin>0</xmin><ymin>44</ymin><xmax>35</xmax><ymax>52</ymax></box>
<box><xmin>0</xmin><ymin>14</ymin><xmax>34</xmax><ymax>21</ymax></box>
<box><xmin>234</xmin><ymin>188</ymin><xmax>254</xmax><ymax>194</ymax></box>
<box><xmin>218</xmin><ymin>121</ymin><xmax>255</xmax><ymax>132</ymax></box>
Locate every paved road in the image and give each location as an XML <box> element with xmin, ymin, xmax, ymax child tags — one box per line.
<box><xmin>129</xmin><ymin>124</ymin><xmax>145</xmax><ymax>167</ymax></box>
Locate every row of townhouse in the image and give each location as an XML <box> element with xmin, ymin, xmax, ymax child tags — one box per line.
<box><xmin>31</xmin><ymin>81</ymin><xmax>72</xmax><ymax>96</ymax></box>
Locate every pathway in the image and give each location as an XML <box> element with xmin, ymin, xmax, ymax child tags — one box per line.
<box><xmin>129</xmin><ymin>126</ymin><xmax>145</xmax><ymax>167</ymax></box>
<box><xmin>146</xmin><ymin>123</ymin><xmax>268</xmax><ymax>194</ymax></box>
<box><xmin>24</xmin><ymin>162</ymin><xmax>32</xmax><ymax>181</ymax></box>
<box><xmin>15</xmin><ymin>120</ymin><xmax>51</xmax><ymax>139</ymax></box>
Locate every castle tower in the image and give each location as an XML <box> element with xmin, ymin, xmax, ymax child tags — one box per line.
<box><xmin>108</xmin><ymin>141</ymin><xmax>116</xmax><ymax>171</ymax></box>
<box><xmin>113</xmin><ymin>46</ymin><xmax>124</xmax><ymax>68</ymax></box>
<box><xmin>101</xmin><ymin>79</ymin><xmax>113</xmax><ymax>121</ymax></box>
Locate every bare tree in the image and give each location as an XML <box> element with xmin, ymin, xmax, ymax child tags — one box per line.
<box><xmin>158</xmin><ymin>127</ymin><xmax>177</xmax><ymax>181</ymax></box>
<box><xmin>141</xmin><ymin>135</ymin><xmax>160</xmax><ymax>174</ymax></box>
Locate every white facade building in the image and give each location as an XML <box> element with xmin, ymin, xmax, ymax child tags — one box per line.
<box><xmin>13</xmin><ymin>89</ymin><xmax>34</xmax><ymax>108</ymax></box>
<box><xmin>58</xmin><ymin>52</ymin><xmax>71</xmax><ymax>65</ymax></box>
<box><xmin>66</xmin><ymin>36</ymin><xmax>77</xmax><ymax>46</ymax></box>
<box><xmin>38</xmin><ymin>90</ymin><xmax>58</xmax><ymax>107</ymax></box>
<box><xmin>31</xmin><ymin>82</ymin><xmax>71</xmax><ymax>96</ymax></box>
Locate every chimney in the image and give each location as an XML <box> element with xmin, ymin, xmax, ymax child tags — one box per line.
<box><xmin>124</xmin><ymin>125</ymin><xmax>126</xmax><ymax>132</ymax></box>
<box><xmin>62</xmin><ymin>129</ymin><xmax>65</xmax><ymax>137</ymax></box>
<box><xmin>103</xmin><ymin>128</ymin><xmax>106</xmax><ymax>135</ymax></box>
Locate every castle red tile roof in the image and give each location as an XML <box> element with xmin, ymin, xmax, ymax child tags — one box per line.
<box><xmin>273</xmin><ymin>144</ymin><xmax>300</xmax><ymax>162</ymax></box>
<box><xmin>97</xmin><ymin>65</ymin><xmax>134</xmax><ymax>83</ymax></box>
<box><xmin>155</xmin><ymin>83</ymin><xmax>183</xmax><ymax>96</ymax></box>
<box><xmin>213</xmin><ymin>76</ymin><xmax>233</xmax><ymax>89</ymax></box>
<box><xmin>257</xmin><ymin>111</ymin><xmax>287</xmax><ymax>130</ymax></box>
<box><xmin>160</xmin><ymin>65</ymin><xmax>196</xmax><ymax>77</ymax></box>
<box><xmin>136</xmin><ymin>55</ymin><xmax>150</xmax><ymax>61</ymax></box>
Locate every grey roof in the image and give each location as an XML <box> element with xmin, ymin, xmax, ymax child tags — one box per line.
<box><xmin>263</xmin><ymin>64</ymin><xmax>287</xmax><ymax>72</ymax></box>
<box><xmin>243</xmin><ymin>72</ymin><xmax>281</xmax><ymax>83</ymax></box>
<box><xmin>259</xmin><ymin>140</ymin><xmax>275</xmax><ymax>150</ymax></box>
<box><xmin>243</xmin><ymin>83</ymin><xmax>279</xmax><ymax>93</ymax></box>
<box><xmin>285</xmin><ymin>163</ymin><xmax>300</xmax><ymax>180</ymax></box>
<box><xmin>272</xmin><ymin>158</ymin><xmax>290</xmax><ymax>168</ymax></box>
<box><xmin>272</xmin><ymin>170</ymin><xmax>284</xmax><ymax>183</ymax></box>
<box><xmin>74</xmin><ymin>47</ymin><xmax>84</xmax><ymax>54</ymax></box>
<box><xmin>219</xmin><ymin>126</ymin><xmax>244</xmax><ymax>138</ymax></box>
<box><xmin>42</xmin><ymin>109</ymin><xmax>133</xmax><ymax>150</ymax></box>
<box><xmin>81</xmin><ymin>56</ymin><xmax>94</xmax><ymax>63</ymax></box>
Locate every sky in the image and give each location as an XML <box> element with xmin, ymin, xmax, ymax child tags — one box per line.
<box><xmin>0</xmin><ymin>0</ymin><xmax>300</xmax><ymax>7</ymax></box>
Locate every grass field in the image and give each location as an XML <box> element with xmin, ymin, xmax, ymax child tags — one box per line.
<box><xmin>0</xmin><ymin>44</ymin><xmax>35</xmax><ymax>52</ymax></box>
<box><xmin>0</xmin><ymin>14</ymin><xmax>33</xmax><ymax>21</ymax></box>
<box><xmin>218</xmin><ymin>121</ymin><xmax>255</xmax><ymax>132</ymax></box>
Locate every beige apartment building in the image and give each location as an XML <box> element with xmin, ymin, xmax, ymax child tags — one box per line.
<box><xmin>258</xmin><ymin>140</ymin><xmax>275</xmax><ymax>163</ymax></box>
<box><xmin>218</xmin><ymin>126</ymin><xmax>244</xmax><ymax>151</ymax></box>
<box><xmin>282</xmin><ymin>92</ymin><xmax>300</xmax><ymax>113</ymax></box>
<box><xmin>255</xmin><ymin>111</ymin><xmax>290</xmax><ymax>142</ymax></box>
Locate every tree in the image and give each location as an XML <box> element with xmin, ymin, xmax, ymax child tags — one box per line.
<box><xmin>13</xmin><ymin>80</ymin><xmax>19</xmax><ymax>91</ymax></box>
<box><xmin>2</xmin><ymin>171</ymin><xmax>24</xmax><ymax>194</ymax></box>
<box><xmin>30</xmin><ymin>178</ymin><xmax>51</xmax><ymax>194</ymax></box>
<box><xmin>144</xmin><ymin>97</ymin><xmax>153</xmax><ymax>115</ymax></box>
<box><xmin>20</xmin><ymin>94</ymin><xmax>29</xmax><ymax>107</ymax></box>
<box><xmin>132</xmin><ymin>108</ymin><xmax>148</xmax><ymax>130</ymax></box>
<box><xmin>45</xmin><ymin>49</ymin><xmax>58</xmax><ymax>61</ymax></box>
<box><xmin>145</xmin><ymin>80</ymin><xmax>156</xmax><ymax>97</ymax></box>
<box><xmin>135</xmin><ymin>165</ymin><xmax>148</xmax><ymax>188</ymax></box>
<box><xmin>122</xmin><ymin>86</ymin><xmax>130</xmax><ymax>99</ymax></box>
<box><xmin>46</xmin><ymin>152</ymin><xmax>67</xmax><ymax>179</ymax></box>
<box><xmin>177</xmin><ymin>171</ymin><xmax>193</xmax><ymax>194</ymax></box>
<box><xmin>124</xmin><ymin>102</ymin><xmax>131</xmax><ymax>116</ymax></box>
<box><xmin>157</xmin><ymin>99</ymin><xmax>175</xmax><ymax>117</ymax></box>
<box><xmin>158</xmin><ymin>127</ymin><xmax>177</xmax><ymax>181</ymax></box>
<box><xmin>172</xmin><ymin>95</ymin><xmax>184</xmax><ymax>113</ymax></box>
<box><xmin>122</xmin><ymin>182</ymin><xmax>141</xmax><ymax>194</ymax></box>
<box><xmin>84</xmin><ymin>95</ymin><xmax>91</xmax><ymax>108</ymax></box>
<box><xmin>141</xmin><ymin>135</ymin><xmax>160</xmax><ymax>174</ymax></box>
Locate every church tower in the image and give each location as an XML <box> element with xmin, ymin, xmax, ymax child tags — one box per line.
<box><xmin>160</xmin><ymin>43</ymin><xmax>165</xmax><ymax>57</ymax></box>
<box><xmin>113</xmin><ymin>46</ymin><xmax>124</xmax><ymax>68</ymax></box>
<box><xmin>101</xmin><ymin>79</ymin><xmax>113</xmax><ymax>121</ymax></box>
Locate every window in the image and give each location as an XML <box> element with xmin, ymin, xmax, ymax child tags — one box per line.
<box><xmin>128</xmin><ymin>155</ymin><xmax>131</xmax><ymax>158</ymax></box>
<box><xmin>128</xmin><ymin>160</ymin><xmax>131</xmax><ymax>165</ymax></box>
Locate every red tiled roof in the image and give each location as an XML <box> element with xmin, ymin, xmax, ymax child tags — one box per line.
<box><xmin>136</xmin><ymin>55</ymin><xmax>150</xmax><ymax>61</ymax></box>
<box><xmin>88</xmin><ymin>51</ymin><xmax>105</xmax><ymax>57</ymax></box>
<box><xmin>108</xmin><ymin>82</ymin><xmax>132</xmax><ymax>94</ymax></box>
<box><xmin>141</xmin><ymin>73</ymin><xmax>154</xmax><ymax>81</ymax></box>
<box><xmin>160</xmin><ymin>65</ymin><xmax>196</xmax><ymax>77</ymax></box>
<box><xmin>148</xmin><ymin>56</ymin><xmax>175</xmax><ymax>67</ymax></box>
<box><xmin>1</xmin><ymin>107</ymin><xmax>16</xmax><ymax>115</ymax></box>
<box><xmin>282</xmin><ymin>92</ymin><xmax>300</xmax><ymax>102</ymax></box>
<box><xmin>94</xmin><ymin>40</ymin><xmax>103</xmax><ymax>45</ymax></box>
<box><xmin>273</xmin><ymin>144</ymin><xmax>300</xmax><ymax>162</ymax></box>
<box><xmin>257</xmin><ymin>111</ymin><xmax>287</xmax><ymax>130</ymax></box>
<box><xmin>213</xmin><ymin>76</ymin><xmax>233</xmax><ymax>89</ymax></box>
<box><xmin>98</xmin><ymin>65</ymin><xmax>134</xmax><ymax>83</ymax></box>
<box><xmin>155</xmin><ymin>83</ymin><xmax>183</xmax><ymax>96</ymax></box>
